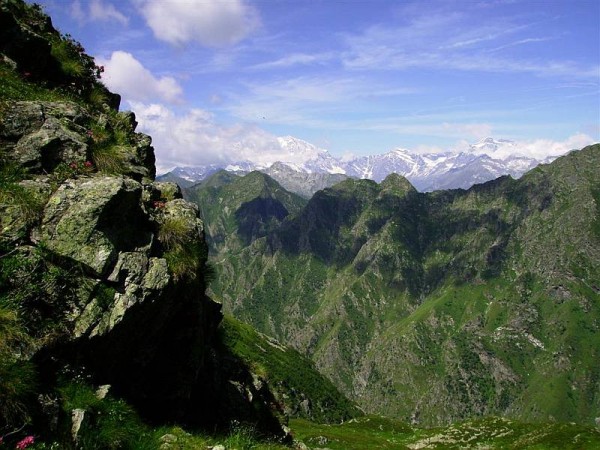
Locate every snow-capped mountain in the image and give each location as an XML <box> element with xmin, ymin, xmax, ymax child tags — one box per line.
<box><xmin>158</xmin><ymin>137</ymin><xmax>565</xmax><ymax>194</ymax></box>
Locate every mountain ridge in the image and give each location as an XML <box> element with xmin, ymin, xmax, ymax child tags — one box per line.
<box><xmin>160</xmin><ymin>136</ymin><xmax>566</xmax><ymax>195</ymax></box>
<box><xmin>192</xmin><ymin>144</ymin><xmax>600</xmax><ymax>426</ymax></box>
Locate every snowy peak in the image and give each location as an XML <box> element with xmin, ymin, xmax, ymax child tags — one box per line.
<box><xmin>158</xmin><ymin>137</ymin><xmax>570</xmax><ymax>193</ymax></box>
<box><xmin>468</xmin><ymin>137</ymin><xmax>520</xmax><ymax>159</ymax></box>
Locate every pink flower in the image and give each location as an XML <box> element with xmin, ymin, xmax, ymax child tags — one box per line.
<box><xmin>16</xmin><ymin>436</ymin><xmax>34</xmax><ymax>449</ymax></box>
<box><xmin>84</xmin><ymin>161</ymin><xmax>93</xmax><ymax>168</ymax></box>
<box><xmin>69</xmin><ymin>162</ymin><xmax>78</xmax><ymax>169</ymax></box>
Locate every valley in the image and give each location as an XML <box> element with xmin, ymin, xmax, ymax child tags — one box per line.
<box><xmin>186</xmin><ymin>146</ymin><xmax>600</xmax><ymax>426</ymax></box>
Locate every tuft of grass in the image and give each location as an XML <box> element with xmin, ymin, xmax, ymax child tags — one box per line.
<box><xmin>50</xmin><ymin>39</ymin><xmax>84</xmax><ymax>78</ymax></box>
<box><xmin>157</xmin><ymin>217</ymin><xmax>191</xmax><ymax>249</ymax></box>
<box><xmin>157</xmin><ymin>217</ymin><xmax>211</xmax><ymax>282</ymax></box>
<box><xmin>0</xmin><ymin>301</ymin><xmax>37</xmax><ymax>428</ymax></box>
<box><xmin>0</xmin><ymin>182</ymin><xmax>45</xmax><ymax>227</ymax></box>
<box><xmin>90</xmin><ymin>144</ymin><xmax>127</xmax><ymax>175</ymax></box>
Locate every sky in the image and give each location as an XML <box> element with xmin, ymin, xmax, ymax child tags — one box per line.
<box><xmin>33</xmin><ymin>0</ymin><xmax>600</xmax><ymax>172</ymax></box>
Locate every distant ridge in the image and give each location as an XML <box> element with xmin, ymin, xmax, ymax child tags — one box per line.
<box><xmin>159</xmin><ymin>136</ymin><xmax>567</xmax><ymax>194</ymax></box>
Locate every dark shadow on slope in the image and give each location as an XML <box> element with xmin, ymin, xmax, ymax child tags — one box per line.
<box><xmin>235</xmin><ymin>197</ymin><xmax>290</xmax><ymax>246</ymax></box>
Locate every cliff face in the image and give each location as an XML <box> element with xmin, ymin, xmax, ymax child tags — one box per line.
<box><xmin>0</xmin><ymin>0</ymin><xmax>297</xmax><ymax>441</ymax></box>
<box><xmin>0</xmin><ymin>95</ymin><xmax>223</xmax><ymax>424</ymax></box>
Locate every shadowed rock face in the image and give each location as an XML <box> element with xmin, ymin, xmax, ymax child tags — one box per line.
<box><xmin>0</xmin><ymin>98</ymin><xmax>290</xmax><ymax>433</ymax></box>
<box><xmin>0</xmin><ymin>1</ymin><xmax>293</xmax><ymax>438</ymax></box>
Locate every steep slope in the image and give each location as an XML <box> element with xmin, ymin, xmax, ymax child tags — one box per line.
<box><xmin>184</xmin><ymin>170</ymin><xmax>307</xmax><ymax>254</ymax></box>
<box><xmin>0</xmin><ymin>2</ymin><xmax>356</xmax><ymax>446</ymax></box>
<box><xmin>203</xmin><ymin>145</ymin><xmax>600</xmax><ymax>426</ymax></box>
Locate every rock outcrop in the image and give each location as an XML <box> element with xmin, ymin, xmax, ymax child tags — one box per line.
<box><xmin>0</xmin><ymin>0</ymin><xmax>290</xmax><ymax>441</ymax></box>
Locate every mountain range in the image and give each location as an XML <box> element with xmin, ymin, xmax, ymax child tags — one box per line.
<box><xmin>184</xmin><ymin>144</ymin><xmax>600</xmax><ymax>426</ymax></box>
<box><xmin>160</xmin><ymin>137</ymin><xmax>559</xmax><ymax>196</ymax></box>
<box><xmin>3</xmin><ymin>1</ymin><xmax>600</xmax><ymax>447</ymax></box>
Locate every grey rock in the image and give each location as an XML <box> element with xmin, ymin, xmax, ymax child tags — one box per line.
<box><xmin>153</xmin><ymin>182</ymin><xmax>182</xmax><ymax>201</ymax></box>
<box><xmin>40</xmin><ymin>176</ymin><xmax>151</xmax><ymax>277</ymax></box>
<box><xmin>159</xmin><ymin>434</ymin><xmax>178</xmax><ymax>444</ymax></box>
<box><xmin>71</xmin><ymin>408</ymin><xmax>85</xmax><ymax>443</ymax></box>
<box><xmin>15</xmin><ymin>116</ymin><xmax>88</xmax><ymax>170</ymax></box>
<box><xmin>1</xmin><ymin>102</ymin><xmax>91</xmax><ymax>172</ymax></box>
<box><xmin>95</xmin><ymin>385</ymin><xmax>110</xmax><ymax>400</ymax></box>
<box><xmin>142</xmin><ymin>257</ymin><xmax>170</xmax><ymax>291</ymax></box>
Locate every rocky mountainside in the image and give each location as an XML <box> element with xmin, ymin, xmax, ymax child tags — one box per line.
<box><xmin>0</xmin><ymin>1</ymin><xmax>356</xmax><ymax>447</ymax></box>
<box><xmin>194</xmin><ymin>144</ymin><xmax>600</xmax><ymax>426</ymax></box>
<box><xmin>160</xmin><ymin>137</ymin><xmax>558</xmax><ymax>195</ymax></box>
<box><xmin>184</xmin><ymin>170</ymin><xmax>307</xmax><ymax>254</ymax></box>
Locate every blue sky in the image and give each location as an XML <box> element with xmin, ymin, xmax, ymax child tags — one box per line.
<box><xmin>34</xmin><ymin>0</ymin><xmax>599</xmax><ymax>170</ymax></box>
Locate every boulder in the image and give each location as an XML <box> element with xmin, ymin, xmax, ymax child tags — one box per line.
<box><xmin>39</xmin><ymin>176</ymin><xmax>152</xmax><ymax>277</ymax></box>
<box><xmin>0</xmin><ymin>101</ymin><xmax>91</xmax><ymax>172</ymax></box>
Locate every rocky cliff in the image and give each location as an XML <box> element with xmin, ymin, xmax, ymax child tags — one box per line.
<box><xmin>1</xmin><ymin>1</ymin><xmax>351</xmax><ymax>445</ymax></box>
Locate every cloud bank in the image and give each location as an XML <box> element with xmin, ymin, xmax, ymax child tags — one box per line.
<box><xmin>97</xmin><ymin>51</ymin><xmax>183</xmax><ymax>104</ymax></box>
<box><xmin>129</xmin><ymin>102</ymin><xmax>285</xmax><ymax>173</ymax></box>
<box><xmin>135</xmin><ymin>0</ymin><xmax>260</xmax><ymax>47</ymax></box>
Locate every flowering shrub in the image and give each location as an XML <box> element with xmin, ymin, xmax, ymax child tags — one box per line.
<box><xmin>16</xmin><ymin>436</ymin><xmax>34</xmax><ymax>449</ymax></box>
<box><xmin>64</xmin><ymin>160</ymin><xmax>94</xmax><ymax>176</ymax></box>
<box><xmin>50</xmin><ymin>33</ymin><xmax>105</xmax><ymax>96</ymax></box>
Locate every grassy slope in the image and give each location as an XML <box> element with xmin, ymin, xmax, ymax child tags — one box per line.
<box><xmin>219</xmin><ymin>315</ymin><xmax>360</xmax><ymax>423</ymax></box>
<box><xmin>291</xmin><ymin>415</ymin><xmax>600</xmax><ymax>450</ymax></box>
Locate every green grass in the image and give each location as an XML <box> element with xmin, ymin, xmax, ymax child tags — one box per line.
<box><xmin>290</xmin><ymin>415</ymin><xmax>600</xmax><ymax>450</ymax></box>
<box><xmin>0</xmin><ymin>63</ymin><xmax>77</xmax><ymax>103</ymax></box>
<box><xmin>219</xmin><ymin>315</ymin><xmax>360</xmax><ymax>423</ymax></box>
<box><xmin>0</xmin><ymin>303</ymin><xmax>37</xmax><ymax>429</ymax></box>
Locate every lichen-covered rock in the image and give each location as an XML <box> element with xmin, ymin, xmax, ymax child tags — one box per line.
<box><xmin>152</xmin><ymin>181</ymin><xmax>182</xmax><ymax>201</ymax></box>
<box><xmin>160</xmin><ymin>198</ymin><xmax>203</xmax><ymax>232</ymax></box>
<box><xmin>1</xmin><ymin>101</ymin><xmax>91</xmax><ymax>172</ymax></box>
<box><xmin>39</xmin><ymin>176</ymin><xmax>151</xmax><ymax>276</ymax></box>
<box><xmin>85</xmin><ymin>253</ymin><xmax>170</xmax><ymax>337</ymax></box>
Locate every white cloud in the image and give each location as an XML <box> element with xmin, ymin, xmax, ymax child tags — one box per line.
<box><xmin>340</xmin><ymin>13</ymin><xmax>599</xmax><ymax>79</ymax></box>
<box><xmin>135</xmin><ymin>0</ymin><xmax>260</xmax><ymax>46</ymax></box>
<box><xmin>90</xmin><ymin>0</ymin><xmax>128</xmax><ymax>25</ymax></box>
<box><xmin>128</xmin><ymin>102</ymin><xmax>287</xmax><ymax>173</ymax></box>
<box><xmin>513</xmin><ymin>133</ymin><xmax>596</xmax><ymax>159</ymax></box>
<box><xmin>453</xmin><ymin>133</ymin><xmax>596</xmax><ymax>159</ymax></box>
<box><xmin>97</xmin><ymin>51</ymin><xmax>183</xmax><ymax>104</ymax></box>
<box><xmin>70</xmin><ymin>0</ymin><xmax>128</xmax><ymax>25</ymax></box>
